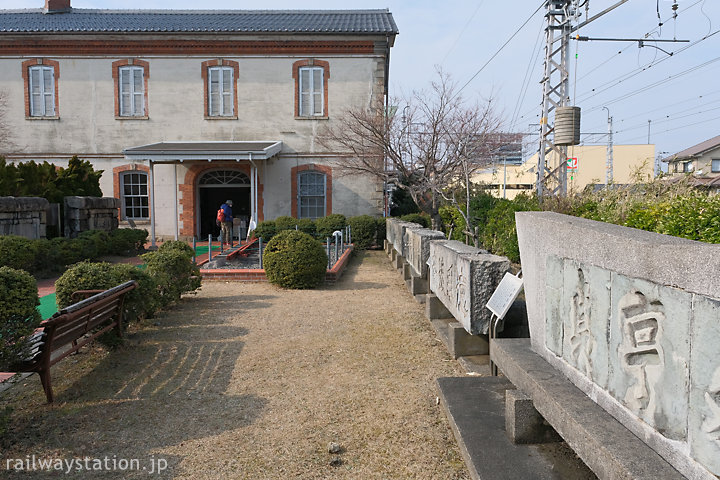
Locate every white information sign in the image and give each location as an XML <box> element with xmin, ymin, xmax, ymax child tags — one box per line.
<box><xmin>485</xmin><ymin>272</ymin><xmax>524</xmax><ymax>319</ymax></box>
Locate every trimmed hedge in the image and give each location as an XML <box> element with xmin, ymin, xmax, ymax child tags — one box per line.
<box><xmin>315</xmin><ymin>214</ymin><xmax>347</xmax><ymax>238</ymax></box>
<box><xmin>0</xmin><ymin>267</ymin><xmax>41</xmax><ymax>370</ymax></box>
<box><xmin>399</xmin><ymin>213</ymin><xmax>430</xmax><ymax>228</ymax></box>
<box><xmin>0</xmin><ymin>229</ymin><xmax>147</xmax><ymax>277</ymax></box>
<box><xmin>264</xmin><ymin>230</ymin><xmax>328</xmax><ymax>289</ymax></box>
<box><xmin>252</xmin><ymin>221</ymin><xmax>276</xmax><ymax>242</ymax></box>
<box><xmin>348</xmin><ymin>215</ymin><xmax>378</xmax><ymax>250</ymax></box>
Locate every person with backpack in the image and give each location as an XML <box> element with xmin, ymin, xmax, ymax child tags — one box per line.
<box><xmin>217</xmin><ymin>200</ymin><xmax>234</xmax><ymax>247</ymax></box>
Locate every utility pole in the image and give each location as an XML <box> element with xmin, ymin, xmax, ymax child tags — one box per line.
<box><xmin>603</xmin><ymin>106</ymin><xmax>613</xmax><ymax>186</ymax></box>
<box><xmin>537</xmin><ymin>0</ymin><xmax>575</xmax><ymax>199</ymax></box>
<box><xmin>647</xmin><ymin>119</ymin><xmax>651</xmax><ymax>144</ymax></box>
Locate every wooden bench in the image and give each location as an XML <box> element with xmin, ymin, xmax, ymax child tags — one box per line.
<box><xmin>11</xmin><ymin>280</ymin><xmax>137</xmax><ymax>403</ymax></box>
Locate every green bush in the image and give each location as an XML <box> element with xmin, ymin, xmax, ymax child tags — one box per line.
<box><xmin>48</xmin><ymin>237</ymin><xmax>85</xmax><ymax>267</ymax></box>
<box><xmin>264</xmin><ymin>230</ymin><xmax>328</xmax><ymax>289</ymax></box>
<box><xmin>0</xmin><ymin>235</ymin><xmax>35</xmax><ymax>271</ymax></box>
<box><xmin>252</xmin><ymin>221</ymin><xmax>276</xmax><ymax>242</ymax></box>
<box><xmin>348</xmin><ymin>215</ymin><xmax>378</xmax><ymax>250</ymax></box>
<box><xmin>55</xmin><ymin>261</ymin><xmax>158</xmax><ymax>324</ymax></box>
<box><xmin>158</xmin><ymin>240</ymin><xmax>194</xmax><ymax>259</ymax></box>
<box><xmin>375</xmin><ymin>217</ymin><xmax>387</xmax><ymax>247</ymax></box>
<box><xmin>481</xmin><ymin>194</ymin><xmax>540</xmax><ymax>263</ymax></box>
<box><xmin>108</xmin><ymin>228</ymin><xmax>147</xmax><ymax>255</ymax></box>
<box><xmin>315</xmin><ymin>214</ymin><xmax>347</xmax><ymax>238</ymax></box>
<box><xmin>274</xmin><ymin>216</ymin><xmax>299</xmax><ymax>232</ymax></box>
<box><xmin>296</xmin><ymin>218</ymin><xmax>317</xmax><ymax>237</ymax></box>
<box><xmin>399</xmin><ymin>213</ymin><xmax>430</xmax><ymax>228</ymax></box>
<box><xmin>0</xmin><ymin>267</ymin><xmax>41</xmax><ymax>370</ymax></box>
<box><xmin>77</xmin><ymin>230</ymin><xmax>111</xmax><ymax>258</ymax></box>
<box><xmin>439</xmin><ymin>206</ymin><xmax>465</xmax><ymax>241</ymax></box>
<box><xmin>143</xmin><ymin>249</ymin><xmax>201</xmax><ymax>306</ymax></box>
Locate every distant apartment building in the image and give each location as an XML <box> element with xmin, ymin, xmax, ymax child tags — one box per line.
<box><xmin>473</xmin><ymin>144</ymin><xmax>655</xmax><ymax>198</ymax></box>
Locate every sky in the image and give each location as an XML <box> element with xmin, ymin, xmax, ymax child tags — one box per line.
<box><xmin>4</xmin><ymin>0</ymin><xmax>720</xmax><ymax>162</ymax></box>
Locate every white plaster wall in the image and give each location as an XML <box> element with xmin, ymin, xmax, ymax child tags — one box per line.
<box><xmin>0</xmin><ymin>55</ymin><xmax>379</xmax><ymax>155</ymax></box>
<box><xmin>0</xmin><ymin>52</ymin><xmax>385</xmax><ymax>236</ymax></box>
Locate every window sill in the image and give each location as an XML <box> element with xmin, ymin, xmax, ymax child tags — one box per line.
<box><xmin>295</xmin><ymin>116</ymin><xmax>329</xmax><ymax>121</ymax></box>
<box><xmin>116</xmin><ymin>116</ymin><xmax>149</xmax><ymax>121</ymax></box>
<box><xmin>204</xmin><ymin>116</ymin><xmax>238</xmax><ymax>120</ymax></box>
<box><xmin>26</xmin><ymin>116</ymin><xmax>60</xmax><ymax>121</ymax></box>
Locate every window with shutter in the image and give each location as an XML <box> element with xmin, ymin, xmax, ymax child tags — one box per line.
<box><xmin>28</xmin><ymin>65</ymin><xmax>55</xmax><ymax>117</ymax></box>
<box><xmin>298</xmin><ymin>66</ymin><xmax>324</xmax><ymax>117</ymax></box>
<box><xmin>118</xmin><ymin>66</ymin><xmax>145</xmax><ymax>117</ymax></box>
<box><xmin>208</xmin><ymin>66</ymin><xmax>234</xmax><ymax>117</ymax></box>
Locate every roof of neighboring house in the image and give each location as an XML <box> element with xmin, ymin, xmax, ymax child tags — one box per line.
<box><xmin>0</xmin><ymin>9</ymin><xmax>398</xmax><ymax>35</ymax></box>
<box><xmin>666</xmin><ymin>134</ymin><xmax>720</xmax><ymax>162</ymax></box>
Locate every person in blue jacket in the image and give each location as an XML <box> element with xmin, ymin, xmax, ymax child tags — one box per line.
<box><xmin>219</xmin><ymin>200</ymin><xmax>233</xmax><ymax>246</ymax></box>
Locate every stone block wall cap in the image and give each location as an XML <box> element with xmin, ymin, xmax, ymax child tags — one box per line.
<box><xmin>516</xmin><ymin>210</ymin><xmax>713</xmax><ymax>247</ymax></box>
<box><xmin>0</xmin><ymin>196</ymin><xmax>50</xmax><ymax>212</ymax></box>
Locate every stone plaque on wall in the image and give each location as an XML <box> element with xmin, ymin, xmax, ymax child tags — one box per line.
<box><xmin>428</xmin><ymin>240</ymin><xmax>510</xmax><ymax>335</ymax></box>
<box><xmin>403</xmin><ymin>227</ymin><xmax>445</xmax><ymax>278</ymax></box>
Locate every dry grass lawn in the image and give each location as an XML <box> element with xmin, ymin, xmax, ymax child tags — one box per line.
<box><xmin>0</xmin><ymin>251</ymin><xmax>469</xmax><ymax>479</ymax></box>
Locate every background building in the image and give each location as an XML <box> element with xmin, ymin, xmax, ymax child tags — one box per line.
<box><xmin>0</xmin><ymin>1</ymin><xmax>398</xmax><ymax>240</ymax></box>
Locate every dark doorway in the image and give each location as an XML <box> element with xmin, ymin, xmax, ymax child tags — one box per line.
<box><xmin>198</xmin><ymin>170</ymin><xmax>251</xmax><ymax>240</ymax></box>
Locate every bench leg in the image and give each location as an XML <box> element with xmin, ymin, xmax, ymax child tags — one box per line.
<box><xmin>39</xmin><ymin>370</ymin><xmax>54</xmax><ymax>403</ymax></box>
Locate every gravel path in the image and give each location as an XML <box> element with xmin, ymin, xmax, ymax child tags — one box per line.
<box><xmin>1</xmin><ymin>251</ymin><xmax>469</xmax><ymax>479</ymax></box>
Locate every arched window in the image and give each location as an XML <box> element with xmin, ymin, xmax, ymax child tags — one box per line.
<box><xmin>199</xmin><ymin>170</ymin><xmax>250</xmax><ymax>185</ymax></box>
<box><xmin>120</xmin><ymin>171</ymin><xmax>149</xmax><ymax>219</ymax></box>
<box><xmin>298</xmin><ymin>170</ymin><xmax>326</xmax><ymax>219</ymax></box>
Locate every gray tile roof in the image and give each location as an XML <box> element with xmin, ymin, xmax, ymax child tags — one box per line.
<box><xmin>669</xmin><ymin>134</ymin><xmax>720</xmax><ymax>161</ymax></box>
<box><xmin>0</xmin><ymin>9</ymin><xmax>398</xmax><ymax>35</ymax></box>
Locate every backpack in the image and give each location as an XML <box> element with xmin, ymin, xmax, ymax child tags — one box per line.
<box><xmin>216</xmin><ymin>208</ymin><xmax>225</xmax><ymax>224</ymax></box>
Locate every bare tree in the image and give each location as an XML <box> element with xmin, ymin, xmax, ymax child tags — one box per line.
<box><xmin>319</xmin><ymin>70</ymin><xmax>504</xmax><ymax>236</ymax></box>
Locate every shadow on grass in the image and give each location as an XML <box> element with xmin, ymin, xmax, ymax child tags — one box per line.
<box><xmin>1</xmin><ymin>293</ymin><xmax>267</xmax><ymax>478</ymax></box>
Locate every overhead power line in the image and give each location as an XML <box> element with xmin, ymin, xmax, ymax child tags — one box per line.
<box><xmin>454</xmin><ymin>1</ymin><xmax>545</xmax><ymax>99</ymax></box>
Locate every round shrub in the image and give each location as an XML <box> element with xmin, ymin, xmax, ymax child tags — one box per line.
<box><xmin>158</xmin><ymin>240</ymin><xmax>195</xmax><ymax>259</ymax></box>
<box><xmin>348</xmin><ymin>215</ymin><xmax>378</xmax><ymax>250</ymax></box>
<box><xmin>0</xmin><ymin>267</ymin><xmax>41</xmax><ymax>370</ymax></box>
<box><xmin>274</xmin><ymin>216</ymin><xmax>298</xmax><ymax>232</ymax></box>
<box><xmin>0</xmin><ymin>235</ymin><xmax>35</xmax><ymax>271</ymax></box>
<box><xmin>55</xmin><ymin>261</ymin><xmax>158</xmax><ymax>323</ymax></box>
<box><xmin>315</xmin><ymin>214</ymin><xmax>347</xmax><ymax>239</ymax></box>
<box><xmin>252</xmin><ymin>221</ymin><xmax>276</xmax><ymax>242</ymax></box>
<box><xmin>143</xmin><ymin>249</ymin><xmax>201</xmax><ymax>306</ymax></box>
<box><xmin>264</xmin><ymin>230</ymin><xmax>328</xmax><ymax>289</ymax></box>
<box><xmin>399</xmin><ymin>213</ymin><xmax>430</xmax><ymax>228</ymax></box>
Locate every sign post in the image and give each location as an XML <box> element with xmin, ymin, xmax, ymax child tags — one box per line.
<box><xmin>485</xmin><ymin>271</ymin><xmax>524</xmax><ymax>376</ymax></box>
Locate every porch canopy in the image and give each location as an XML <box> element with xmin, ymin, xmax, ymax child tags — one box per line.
<box><xmin>123</xmin><ymin>141</ymin><xmax>283</xmax><ymax>245</ymax></box>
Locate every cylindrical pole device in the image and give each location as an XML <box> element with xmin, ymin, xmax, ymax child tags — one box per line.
<box><xmin>192</xmin><ymin>236</ymin><xmax>197</xmax><ymax>264</ymax></box>
<box><xmin>334</xmin><ymin>237</ymin><xmax>339</xmax><ymax>265</ymax></box>
<box><xmin>259</xmin><ymin>237</ymin><xmax>263</xmax><ymax>269</ymax></box>
<box><xmin>326</xmin><ymin>238</ymin><xmax>331</xmax><ymax>269</ymax></box>
<box><xmin>208</xmin><ymin>235</ymin><xmax>213</xmax><ymax>262</ymax></box>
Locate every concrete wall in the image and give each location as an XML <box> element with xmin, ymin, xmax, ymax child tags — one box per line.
<box><xmin>0</xmin><ymin>196</ymin><xmax>49</xmax><ymax>239</ymax></box>
<box><xmin>516</xmin><ymin>211</ymin><xmax>720</xmax><ymax>479</ymax></box>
